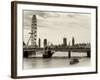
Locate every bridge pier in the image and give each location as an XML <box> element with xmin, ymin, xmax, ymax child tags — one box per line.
<box><xmin>68</xmin><ymin>51</ymin><xmax>71</xmax><ymax>58</ymax></box>
<box><xmin>23</xmin><ymin>51</ymin><xmax>28</xmax><ymax>58</ymax></box>
<box><xmin>23</xmin><ymin>50</ymin><xmax>36</xmax><ymax>58</ymax></box>
<box><xmin>87</xmin><ymin>51</ymin><xmax>91</xmax><ymax>57</ymax></box>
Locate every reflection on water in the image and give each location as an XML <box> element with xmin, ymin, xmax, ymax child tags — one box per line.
<box><xmin>23</xmin><ymin>52</ymin><xmax>91</xmax><ymax>69</ymax></box>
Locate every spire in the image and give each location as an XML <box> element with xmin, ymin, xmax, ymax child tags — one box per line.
<box><xmin>72</xmin><ymin>37</ymin><xmax>75</xmax><ymax>46</ymax></box>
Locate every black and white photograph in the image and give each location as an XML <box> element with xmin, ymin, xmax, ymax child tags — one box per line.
<box><xmin>23</xmin><ymin>10</ymin><xmax>91</xmax><ymax>69</ymax></box>
<box><xmin>11</xmin><ymin>1</ymin><xmax>97</xmax><ymax>78</ymax></box>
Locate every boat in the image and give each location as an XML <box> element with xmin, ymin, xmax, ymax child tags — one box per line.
<box><xmin>43</xmin><ymin>51</ymin><xmax>54</xmax><ymax>58</ymax></box>
<box><xmin>43</xmin><ymin>47</ymin><xmax>54</xmax><ymax>58</ymax></box>
<box><xmin>69</xmin><ymin>58</ymin><xmax>79</xmax><ymax>65</ymax></box>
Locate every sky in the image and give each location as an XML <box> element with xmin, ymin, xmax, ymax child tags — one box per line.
<box><xmin>23</xmin><ymin>10</ymin><xmax>91</xmax><ymax>46</ymax></box>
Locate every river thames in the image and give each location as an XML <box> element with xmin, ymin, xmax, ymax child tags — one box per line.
<box><xmin>23</xmin><ymin>52</ymin><xmax>91</xmax><ymax>69</ymax></box>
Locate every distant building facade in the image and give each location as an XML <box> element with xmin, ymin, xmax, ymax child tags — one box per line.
<box><xmin>44</xmin><ymin>39</ymin><xmax>47</xmax><ymax>48</ymax></box>
<box><xmin>72</xmin><ymin>37</ymin><xmax>75</xmax><ymax>46</ymax></box>
<box><xmin>63</xmin><ymin>37</ymin><xmax>67</xmax><ymax>46</ymax></box>
<box><xmin>38</xmin><ymin>38</ymin><xmax>41</xmax><ymax>48</ymax></box>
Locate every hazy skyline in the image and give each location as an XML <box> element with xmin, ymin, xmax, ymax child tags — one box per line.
<box><xmin>23</xmin><ymin>10</ymin><xmax>91</xmax><ymax>46</ymax></box>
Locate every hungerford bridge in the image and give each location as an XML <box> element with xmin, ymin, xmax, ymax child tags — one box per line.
<box><xmin>23</xmin><ymin>47</ymin><xmax>91</xmax><ymax>58</ymax></box>
<box><xmin>23</xmin><ymin>15</ymin><xmax>91</xmax><ymax>58</ymax></box>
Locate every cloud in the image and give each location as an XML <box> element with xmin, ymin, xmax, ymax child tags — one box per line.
<box><xmin>23</xmin><ymin>10</ymin><xmax>91</xmax><ymax>44</ymax></box>
<box><xmin>23</xmin><ymin>10</ymin><xmax>91</xmax><ymax>30</ymax></box>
